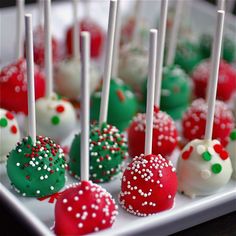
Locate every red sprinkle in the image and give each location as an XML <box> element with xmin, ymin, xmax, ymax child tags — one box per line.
<box><xmin>116</xmin><ymin>90</ymin><xmax>126</xmax><ymax>102</ymax></box>
<box><xmin>182</xmin><ymin>146</ymin><xmax>193</xmax><ymax>160</ymax></box>
<box><xmin>220</xmin><ymin>150</ymin><xmax>229</xmax><ymax>160</ymax></box>
<box><xmin>56</xmin><ymin>105</ymin><xmax>65</xmax><ymax>113</ymax></box>
<box><xmin>10</xmin><ymin>125</ymin><xmax>18</xmax><ymax>134</ymax></box>
<box><xmin>213</xmin><ymin>144</ymin><xmax>222</xmax><ymax>153</ymax></box>
<box><xmin>6</xmin><ymin>112</ymin><xmax>14</xmax><ymax>120</ymax></box>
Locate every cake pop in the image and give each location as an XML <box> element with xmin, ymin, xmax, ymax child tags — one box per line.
<box><xmin>192</xmin><ymin>59</ymin><xmax>236</xmax><ymax>101</ymax></box>
<box><xmin>55</xmin><ymin>30</ymin><xmax>118</xmax><ymax>236</ymax></box>
<box><xmin>119</xmin><ymin>28</ymin><xmax>178</xmax><ymax>216</ymax></box>
<box><xmin>182</xmin><ymin>99</ymin><xmax>234</xmax><ymax>147</ymax></box>
<box><xmin>7</xmin><ymin>14</ymin><xmax>66</xmax><ymax>198</ymax></box>
<box><xmin>226</xmin><ymin>129</ymin><xmax>236</xmax><ymax>179</ymax></box>
<box><xmin>177</xmin><ymin>10</ymin><xmax>233</xmax><ymax>198</ymax></box>
<box><xmin>0</xmin><ymin>108</ymin><xmax>20</xmax><ymax>162</ymax></box>
<box><xmin>34</xmin><ymin>0</ymin><xmax>76</xmax><ymax>143</ymax></box>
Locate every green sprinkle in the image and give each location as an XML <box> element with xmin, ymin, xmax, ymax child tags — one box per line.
<box><xmin>0</xmin><ymin>118</ymin><xmax>8</xmax><ymax>127</ymax></box>
<box><xmin>51</xmin><ymin>116</ymin><xmax>60</xmax><ymax>125</ymax></box>
<box><xmin>211</xmin><ymin>163</ymin><xmax>222</xmax><ymax>174</ymax></box>
<box><xmin>230</xmin><ymin>130</ymin><xmax>236</xmax><ymax>141</ymax></box>
<box><xmin>202</xmin><ymin>151</ymin><xmax>212</xmax><ymax>161</ymax></box>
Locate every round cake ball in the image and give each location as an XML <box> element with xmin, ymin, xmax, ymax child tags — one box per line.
<box><xmin>119</xmin><ymin>154</ymin><xmax>178</xmax><ymax>216</ymax></box>
<box><xmin>182</xmin><ymin>99</ymin><xmax>234</xmax><ymax>147</ymax></box>
<box><xmin>128</xmin><ymin>107</ymin><xmax>178</xmax><ymax>158</ymax></box>
<box><xmin>175</xmin><ymin>40</ymin><xmax>203</xmax><ymax>74</ymax></box>
<box><xmin>90</xmin><ymin>78</ymin><xmax>138</xmax><ymax>131</ymax></box>
<box><xmin>7</xmin><ymin>135</ymin><xmax>67</xmax><ymax>197</ymax></box>
<box><xmin>31</xmin><ymin>26</ymin><xmax>59</xmax><ymax>67</ymax></box>
<box><xmin>54</xmin><ymin>181</ymin><xmax>118</xmax><ymax>235</ymax></box>
<box><xmin>0</xmin><ymin>108</ymin><xmax>20</xmax><ymax>162</ymax></box>
<box><xmin>192</xmin><ymin>59</ymin><xmax>236</xmax><ymax>101</ymax></box>
<box><xmin>177</xmin><ymin>139</ymin><xmax>232</xmax><ymax>198</ymax></box>
<box><xmin>0</xmin><ymin>59</ymin><xmax>45</xmax><ymax>114</ymax></box>
<box><xmin>118</xmin><ymin>44</ymin><xmax>148</xmax><ymax>93</ymax></box>
<box><xmin>226</xmin><ymin>129</ymin><xmax>236</xmax><ymax>179</ymax></box>
<box><xmin>66</xmin><ymin>19</ymin><xmax>105</xmax><ymax>59</ymax></box>
<box><xmin>69</xmin><ymin>122</ymin><xmax>128</xmax><ymax>183</ymax></box>
<box><xmin>54</xmin><ymin>59</ymin><xmax>100</xmax><ymax>100</ymax></box>
<box><xmin>35</xmin><ymin>94</ymin><xmax>77</xmax><ymax>143</ymax></box>
<box><xmin>200</xmin><ymin>34</ymin><xmax>235</xmax><ymax>63</ymax></box>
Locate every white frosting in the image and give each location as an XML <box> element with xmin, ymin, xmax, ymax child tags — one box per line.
<box><xmin>54</xmin><ymin>59</ymin><xmax>100</xmax><ymax>99</ymax></box>
<box><xmin>118</xmin><ymin>44</ymin><xmax>148</xmax><ymax>90</ymax></box>
<box><xmin>34</xmin><ymin>95</ymin><xmax>77</xmax><ymax>143</ymax></box>
<box><xmin>0</xmin><ymin>108</ymin><xmax>20</xmax><ymax>162</ymax></box>
<box><xmin>177</xmin><ymin>139</ymin><xmax>232</xmax><ymax>198</ymax></box>
<box><xmin>227</xmin><ymin>136</ymin><xmax>236</xmax><ymax>179</ymax></box>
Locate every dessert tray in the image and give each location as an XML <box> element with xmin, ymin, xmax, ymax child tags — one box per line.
<box><xmin>0</xmin><ymin>0</ymin><xmax>236</xmax><ymax>235</ymax></box>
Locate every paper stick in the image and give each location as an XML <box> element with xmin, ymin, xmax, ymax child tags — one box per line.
<box><xmin>37</xmin><ymin>0</ymin><xmax>44</xmax><ymax>26</ymax></box>
<box><xmin>205</xmin><ymin>10</ymin><xmax>225</xmax><ymax>141</ymax></box>
<box><xmin>72</xmin><ymin>0</ymin><xmax>80</xmax><ymax>60</ymax></box>
<box><xmin>44</xmin><ymin>0</ymin><xmax>53</xmax><ymax>98</ymax></box>
<box><xmin>217</xmin><ymin>0</ymin><xmax>225</xmax><ymax>10</ymax></box>
<box><xmin>80</xmin><ymin>32</ymin><xmax>90</xmax><ymax>182</ymax></box>
<box><xmin>16</xmin><ymin>0</ymin><xmax>24</xmax><ymax>59</ymax></box>
<box><xmin>112</xmin><ymin>0</ymin><xmax>121</xmax><ymax>77</ymax></box>
<box><xmin>99</xmin><ymin>0</ymin><xmax>117</xmax><ymax>125</ymax></box>
<box><xmin>145</xmin><ymin>29</ymin><xmax>158</xmax><ymax>156</ymax></box>
<box><xmin>166</xmin><ymin>0</ymin><xmax>183</xmax><ymax>66</ymax></box>
<box><xmin>154</xmin><ymin>0</ymin><xmax>168</xmax><ymax>107</ymax></box>
<box><xmin>132</xmin><ymin>0</ymin><xmax>141</xmax><ymax>43</ymax></box>
<box><xmin>25</xmin><ymin>14</ymin><xmax>36</xmax><ymax>145</ymax></box>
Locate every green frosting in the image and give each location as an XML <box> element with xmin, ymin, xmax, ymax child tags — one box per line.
<box><xmin>90</xmin><ymin>78</ymin><xmax>138</xmax><ymax>131</ymax></box>
<box><xmin>69</xmin><ymin>122</ymin><xmax>128</xmax><ymax>183</ymax></box>
<box><xmin>142</xmin><ymin>65</ymin><xmax>191</xmax><ymax>120</ymax></box>
<box><xmin>200</xmin><ymin>34</ymin><xmax>235</xmax><ymax>63</ymax></box>
<box><xmin>7</xmin><ymin>136</ymin><xmax>66</xmax><ymax>197</ymax></box>
<box><xmin>175</xmin><ymin>40</ymin><xmax>203</xmax><ymax>74</ymax></box>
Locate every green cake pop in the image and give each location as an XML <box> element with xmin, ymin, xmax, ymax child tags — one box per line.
<box><xmin>90</xmin><ymin>78</ymin><xmax>138</xmax><ymax>131</ymax></box>
<box><xmin>200</xmin><ymin>34</ymin><xmax>235</xmax><ymax>63</ymax></box>
<box><xmin>7</xmin><ymin>135</ymin><xmax>67</xmax><ymax>197</ymax></box>
<box><xmin>69</xmin><ymin>122</ymin><xmax>128</xmax><ymax>183</ymax></box>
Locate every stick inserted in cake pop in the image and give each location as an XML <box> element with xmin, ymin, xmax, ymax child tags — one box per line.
<box><xmin>166</xmin><ymin>0</ymin><xmax>183</xmax><ymax>66</ymax></box>
<box><xmin>145</xmin><ymin>29</ymin><xmax>158</xmax><ymax>155</ymax></box>
<box><xmin>72</xmin><ymin>0</ymin><xmax>80</xmax><ymax>60</ymax></box>
<box><xmin>25</xmin><ymin>14</ymin><xmax>36</xmax><ymax>145</ymax></box>
<box><xmin>154</xmin><ymin>0</ymin><xmax>168</xmax><ymax>106</ymax></box>
<box><xmin>44</xmin><ymin>0</ymin><xmax>53</xmax><ymax>98</ymax></box>
<box><xmin>217</xmin><ymin>0</ymin><xmax>225</xmax><ymax>10</ymax></box>
<box><xmin>99</xmin><ymin>0</ymin><xmax>117</xmax><ymax>125</ymax></box>
<box><xmin>80</xmin><ymin>32</ymin><xmax>90</xmax><ymax>181</ymax></box>
<box><xmin>205</xmin><ymin>10</ymin><xmax>225</xmax><ymax>141</ymax></box>
<box><xmin>16</xmin><ymin>0</ymin><xmax>24</xmax><ymax>59</ymax></box>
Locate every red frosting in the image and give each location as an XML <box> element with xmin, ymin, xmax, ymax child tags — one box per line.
<box><xmin>192</xmin><ymin>60</ymin><xmax>236</xmax><ymax>101</ymax></box>
<box><xmin>119</xmin><ymin>154</ymin><xmax>178</xmax><ymax>216</ymax></box>
<box><xmin>0</xmin><ymin>59</ymin><xmax>45</xmax><ymax>114</ymax></box>
<box><xmin>127</xmin><ymin>107</ymin><xmax>178</xmax><ymax>158</ymax></box>
<box><xmin>182</xmin><ymin>99</ymin><xmax>234</xmax><ymax>147</ymax></box>
<box><xmin>54</xmin><ymin>181</ymin><xmax>118</xmax><ymax>236</ymax></box>
<box><xmin>66</xmin><ymin>19</ymin><xmax>105</xmax><ymax>59</ymax></box>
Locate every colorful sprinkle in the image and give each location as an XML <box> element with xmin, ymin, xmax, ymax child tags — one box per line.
<box><xmin>182</xmin><ymin>146</ymin><xmax>193</xmax><ymax>160</ymax></box>
<box><xmin>0</xmin><ymin>118</ymin><xmax>8</xmax><ymax>127</ymax></box>
<box><xmin>116</xmin><ymin>90</ymin><xmax>126</xmax><ymax>102</ymax></box>
<box><xmin>56</xmin><ymin>105</ymin><xmax>65</xmax><ymax>113</ymax></box>
<box><xmin>51</xmin><ymin>116</ymin><xmax>60</xmax><ymax>125</ymax></box>
<box><xmin>220</xmin><ymin>150</ymin><xmax>229</xmax><ymax>160</ymax></box>
<box><xmin>230</xmin><ymin>130</ymin><xmax>236</xmax><ymax>141</ymax></box>
<box><xmin>202</xmin><ymin>151</ymin><xmax>211</xmax><ymax>161</ymax></box>
<box><xmin>6</xmin><ymin>111</ymin><xmax>14</xmax><ymax>120</ymax></box>
<box><xmin>10</xmin><ymin>125</ymin><xmax>18</xmax><ymax>134</ymax></box>
<box><xmin>211</xmin><ymin>163</ymin><xmax>222</xmax><ymax>174</ymax></box>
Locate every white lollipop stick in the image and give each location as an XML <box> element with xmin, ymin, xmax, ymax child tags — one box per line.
<box><xmin>112</xmin><ymin>0</ymin><xmax>121</xmax><ymax>77</ymax></box>
<box><xmin>166</xmin><ymin>0</ymin><xmax>183</xmax><ymax>66</ymax></box>
<box><xmin>80</xmin><ymin>32</ymin><xmax>90</xmax><ymax>182</ymax></box>
<box><xmin>99</xmin><ymin>0</ymin><xmax>117</xmax><ymax>125</ymax></box>
<box><xmin>37</xmin><ymin>0</ymin><xmax>44</xmax><ymax>26</ymax></box>
<box><xmin>132</xmin><ymin>0</ymin><xmax>142</xmax><ymax>44</ymax></box>
<box><xmin>16</xmin><ymin>0</ymin><xmax>24</xmax><ymax>59</ymax></box>
<box><xmin>217</xmin><ymin>0</ymin><xmax>225</xmax><ymax>10</ymax></box>
<box><xmin>205</xmin><ymin>10</ymin><xmax>225</xmax><ymax>141</ymax></box>
<box><xmin>145</xmin><ymin>29</ymin><xmax>158</xmax><ymax>156</ymax></box>
<box><xmin>25</xmin><ymin>14</ymin><xmax>36</xmax><ymax>145</ymax></box>
<box><xmin>72</xmin><ymin>0</ymin><xmax>80</xmax><ymax>60</ymax></box>
<box><xmin>44</xmin><ymin>0</ymin><xmax>53</xmax><ymax>98</ymax></box>
<box><xmin>154</xmin><ymin>0</ymin><xmax>168</xmax><ymax>107</ymax></box>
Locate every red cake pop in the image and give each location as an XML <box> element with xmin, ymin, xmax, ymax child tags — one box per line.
<box><xmin>128</xmin><ymin>106</ymin><xmax>178</xmax><ymax>158</ymax></box>
<box><xmin>182</xmin><ymin>98</ymin><xmax>234</xmax><ymax>147</ymax></box>
<box><xmin>0</xmin><ymin>58</ymin><xmax>45</xmax><ymax>114</ymax></box>
<box><xmin>66</xmin><ymin>19</ymin><xmax>105</xmax><ymax>59</ymax></box>
<box><xmin>55</xmin><ymin>181</ymin><xmax>118</xmax><ymax>235</ymax></box>
<box><xmin>192</xmin><ymin>60</ymin><xmax>236</xmax><ymax>101</ymax></box>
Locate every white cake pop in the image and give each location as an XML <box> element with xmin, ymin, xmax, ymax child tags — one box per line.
<box><xmin>226</xmin><ymin>129</ymin><xmax>236</xmax><ymax>179</ymax></box>
<box><xmin>0</xmin><ymin>108</ymin><xmax>20</xmax><ymax>162</ymax></box>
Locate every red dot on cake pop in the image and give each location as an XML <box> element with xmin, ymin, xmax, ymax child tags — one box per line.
<box><xmin>220</xmin><ymin>150</ymin><xmax>229</xmax><ymax>160</ymax></box>
<box><xmin>6</xmin><ymin>111</ymin><xmax>14</xmax><ymax>120</ymax></box>
<box><xmin>182</xmin><ymin>146</ymin><xmax>193</xmax><ymax>160</ymax></box>
<box><xmin>10</xmin><ymin>125</ymin><xmax>18</xmax><ymax>134</ymax></box>
<box><xmin>213</xmin><ymin>144</ymin><xmax>223</xmax><ymax>153</ymax></box>
<box><xmin>116</xmin><ymin>90</ymin><xmax>126</xmax><ymax>102</ymax></box>
<box><xmin>56</xmin><ymin>105</ymin><xmax>65</xmax><ymax>113</ymax></box>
